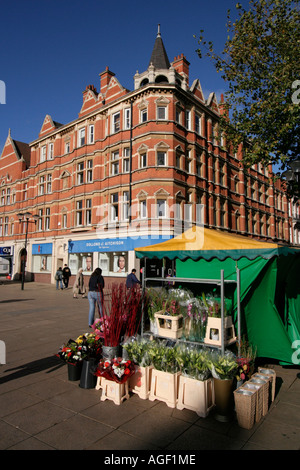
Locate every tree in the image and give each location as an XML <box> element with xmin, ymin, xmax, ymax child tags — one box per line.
<box><xmin>196</xmin><ymin>0</ymin><xmax>300</xmax><ymax>171</ymax></box>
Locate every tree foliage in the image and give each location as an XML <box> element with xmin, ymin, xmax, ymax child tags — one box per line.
<box><xmin>196</xmin><ymin>0</ymin><xmax>300</xmax><ymax>170</ymax></box>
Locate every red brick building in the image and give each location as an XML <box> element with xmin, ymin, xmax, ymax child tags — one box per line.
<box><xmin>0</xmin><ymin>26</ymin><xmax>297</xmax><ymax>284</ymax></box>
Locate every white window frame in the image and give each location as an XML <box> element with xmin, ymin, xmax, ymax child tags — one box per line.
<box><xmin>87</xmin><ymin>159</ymin><xmax>93</xmax><ymax>183</ymax></box>
<box><xmin>111</xmin><ymin>151</ymin><xmax>120</xmax><ymax>175</ymax></box>
<box><xmin>112</xmin><ymin>112</ymin><xmax>121</xmax><ymax>133</ymax></box>
<box><xmin>86</xmin><ymin>199</ymin><xmax>92</xmax><ymax>225</ymax></box>
<box><xmin>88</xmin><ymin>124</ymin><xmax>94</xmax><ymax>144</ymax></box>
<box><xmin>77</xmin><ymin>162</ymin><xmax>84</xmax><ymax>185</ymax></box>
<box><xmin>45</xmin><ymin>207</ymin><xmax>50</xmax><ymax>231</ymax></box>
<box><xmin>123</xmin><ymin>148</ymin><xmax>130</xmax><ymax>173</ymax></box>
<box><xmin>111</xmin><ymin>193</ymin><xmax>119</xmax><ymax>221</ymax></box>
<box><xmin>157</xmin><ymin>106</ymin><xmax>167</xmax><ymax>120</ymax></box>
<box><xmin>48</xmin><ymin>143</ymin><xmax>54</xmax><ymax>160</ymax></box>
<box><xmin>185</xmin><ymin>110</ymin><xmax>191</xmax><ymax>130</ymax></box>
<box><xmin>78</xmin><ymin>128</ymin><xmax>85</xmax><ymax>147</ymax></box>
<box><xmin>41</xmin><ymin>145</ymin><xmax>46</xmax><ymax>162</ymax></box>
<box><xmin>140</xmin><ymin>108</ymin><xmax>147</xmax><ymax>123</ymax></box>
<box><xmin>140</xmin><ymin>199</ymin><xmax>147</xmax><ymax>219</ymax></box>
<box><xmin>195</xmin><ymin>113</ymin><xmax>201</xmax><ymax>134</ymax></box>
<box><xmin>76</xmin><ymin>200</ymin><xmax>83</xmax><ymax>226</ymax></box>
<box><xmin>140</xmin><ymin>153</ymin><xmax>147</xmax><ymax>168</ymax></box>
<box><xmin>124</xmin><ymin>108</ymin><xmax>131</xmax><ymax>129</ymax></box>
<box><xmin>123</xmin><ymin>191</ymin><xmax>129</xmax><ymax>221</ymax></box>
<box><xmin>157</xmin><ymin>199</ymin><xmax>166</xmax><ymax>218</ymax></box>
<box><xmin>47</xmin><ymin>174</ymin><xmax>52</xmax><ymax>193</ymax></box>
<box><xmin>157</xmin><ymin>151</ymin><xmax>167</xmax><ymax>166</ymax></box>
<box><xmin>65</xmin><ymin>141</ymin><xmax>70</xmax><ymax>154</ymax></box>
<box><xmin>39</xmin><ymin>175</ymin><xmax>45</xmax><ymax>195</ymax></box>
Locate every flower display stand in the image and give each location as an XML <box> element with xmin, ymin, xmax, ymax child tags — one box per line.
<box><xmin>129</xmin><ymin>365</ymin><xmax>153</xmax><ymax>400</ymax></box>
<box><xmin>176</xmin><ymin>376</ymin><xmax>214</xmax><ymax>417</ymax></box>
<box><xmin>149</xmin><ymin>369</ymin><xmax>180</xmax><ymax>408</ymax></box>
<box><xmin>204</xmin><ymin>316</ymin><xmax>236</xmax><ymax>347</ymax></box>
<box><xmin>234</xmin><ymin>387</ymin><xmax>257</xmax><ymax>430</ymax></box>
<box><xmin>248</xmin><ymin>376</ymin><xmax>269</xmax><ymax>416</ymax></box>
<box><xmin>95</xmin><ymin>376</ymin><xmax>102</xmax><ymax>390</ymax></box>
<box><xmin>154</xmin><ymin>311</ymin><xmax>183</xmax><ymax>339</ymax></box>
<box><xmin>100</xmin><ymin>378</ymin><xmax>130</xmax><ymax>405</ymax></box>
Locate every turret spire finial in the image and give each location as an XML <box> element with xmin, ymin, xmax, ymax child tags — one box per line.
<box><xmin>157</xmin><ymin>24</ymin><xmax>161</xmax><ymax>37</ymax></box>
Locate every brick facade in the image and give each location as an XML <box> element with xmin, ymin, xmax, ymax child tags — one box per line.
<box><xmin>0</xmin><ymin>28</ymin><xmax>297</xmax><ymax>284</ymax></box>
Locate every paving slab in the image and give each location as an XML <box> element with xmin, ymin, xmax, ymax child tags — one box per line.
<box><xmin>0</xmin><ymin>281</ymin><xmax>299</xmax><ymax>452</ymax></box>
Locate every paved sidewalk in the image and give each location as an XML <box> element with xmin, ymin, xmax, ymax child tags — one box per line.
<box><xmin>0</xmin><ymin>281</ymin><xmax>299</xmax><ymax>452</ymax></box>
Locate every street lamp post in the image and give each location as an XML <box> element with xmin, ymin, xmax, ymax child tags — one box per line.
<box><xmin>282</xmin><ymin>159</ymin><xmax>300</xmax><ymax>197</ymax></box>
<box><xmin>17</xmin><ymin>212</ymin><xmax>38</xmax><ymax>290</ymax></box>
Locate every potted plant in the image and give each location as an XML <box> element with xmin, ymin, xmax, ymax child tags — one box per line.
<box><xmin>208</xmin><ymin>351</ymin><xmax>238</xmax><ymax>422</ymax></box>
<box><xmin>176</xmin><ymin>344</ymin><xmax>214</xmax><ymax>417</ymax></box>
<box><xmin>95</xmin><ymin>283</ymin><xmax>143</xmax><ymax>359</ymax></box>
<box><xmin>123</xmin><ymin>336</ymin><xmax>153</xmax><ymax>399</ymax></box>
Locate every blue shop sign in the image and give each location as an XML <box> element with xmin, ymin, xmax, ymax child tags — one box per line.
<box><xmin>32</xmin><ymin>243</ymin><xmax>53</xmax><ymax>255</ymax></box>
<box><xmin>0</xmin><ymin>246</ymin><xmax>12</xmax><ymax>256</ymax></box>
<box><xmin>69</xmin><ymin>235</ymin><xmax>172</xmax><ymax>253</ymax></box>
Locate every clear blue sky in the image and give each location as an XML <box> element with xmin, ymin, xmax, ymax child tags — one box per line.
<box><xmin>0</xmin><ymin>0</ymin><xmax>239</xmax><ymax>152</ymax></box>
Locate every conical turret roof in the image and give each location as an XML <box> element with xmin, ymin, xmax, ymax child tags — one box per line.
<box><xmin>148</xmin><ymin>24</ymin><xmax>170</xmax><ymax>69</ymax></box>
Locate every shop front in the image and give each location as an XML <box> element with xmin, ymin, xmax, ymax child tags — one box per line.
<box><xmin>32</xmin><ymin>243</ymin><xmax>53</xmax><ymax>282</ymax></box>
<box><xmin>68</xmin><ymin>235</ymin><xmax>172</xmax><ymax>282</ymax></box>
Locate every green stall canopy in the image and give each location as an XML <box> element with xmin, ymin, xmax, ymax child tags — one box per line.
<box><xmin>135</xmin><ymin>226</ymin><xmax>300</xmax><ymax>365</ymax></box>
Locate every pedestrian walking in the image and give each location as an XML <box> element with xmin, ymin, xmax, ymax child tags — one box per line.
<box><xmin>73</xmin><ymin>268</ymin><xmax>87</xmax><ymax>298</ymax></box>
<box><xmin>62</xmin><ymin>264</ymin><xmax>72</xmax><ymax>288</ymax></box>
<box><xmin>88</xmin><ymin>267</ymin><xmax>105</xmax><ymax>327</ymax></box>
<box><xmin>126</xmin><ymin>269</ymin><xmax>141</xmax><ymax>288</ymax></box>
<box><xmin>55</xmin><ymin>267</ymin><xmax>64</xmax><ymax>290</ymax></box>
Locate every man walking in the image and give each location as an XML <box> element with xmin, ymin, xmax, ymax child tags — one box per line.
<box><xmin>126</xmin><ymin>269</ymin><xmax>141</xmax><ymax>288</ymax></box>
<box><xmin>62</xmin><ymin>264</ymin><xmax>72</xmax><ymax>288</ymax></box>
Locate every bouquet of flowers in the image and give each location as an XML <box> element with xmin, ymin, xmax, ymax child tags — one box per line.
<box><xmin>56</xmin><ymin>332</ymin><xmax>102</xmax><ymax>364</ymax></box>
<box><xmin>122</xmin><ymin>336</ymin><xmax>152</xmax><ymax>367</ymax></box>
<box><xmin>147</xmin><ymin>339</ymin><xmax>180</xmax><ymax>373</ymax></box>
<box><xmin>236</xmin><ymin>337</ymin><xmax>257</xmax><ymax>382</ymax></box>
<box><xmin>94</xmin><ymin>357</ymin><xmax>135</xmax><ymax>384</ymax></box>
<box><xmin>185</xmin><ymin>296</ymin><xmax>208</xmax><ymax>342</ymax></box>
<box><xmin>56</xmin><ymin>340</ymin><xmax>85</xmax><ymax>365</ymax></box>
<box><xmin>175</xmin><ymin>343</ymin><xmax>211</xmax><ymax>381</ymax></box>
<box><xmin>208</xmin><ymin>351</ymin><xmax>238</xmax><ymax>380</ymax></box>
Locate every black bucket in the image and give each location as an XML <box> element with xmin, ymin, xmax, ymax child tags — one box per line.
<box><xmin>79</xmin><ymin>359</ymin><xmax>97</xmax><ymax>389</ymax></box>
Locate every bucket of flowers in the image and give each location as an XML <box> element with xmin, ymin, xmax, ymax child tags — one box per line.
<box><xmin>56</xmin><ymin>339</ymin><xmax>85</xmax><ymax>381</ymax></box>
<box><xmin>56</xmin><ymin>332</ymin><xmax>102</xmax><ymax>381</ymax></box>
<box><xmin>176</xmin><ymin>343</ymin><xmax>214</xmax><ymax>417</ymax></box>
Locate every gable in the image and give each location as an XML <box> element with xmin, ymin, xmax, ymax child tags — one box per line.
<box><xmin>104</xmin><ymin>76</ymin><xmax>128</xmax><ymax>104</ymax></box>
<box><xmin>79</xmin><ymin>85</ymin><xmax>104</xmax><ymax>117</ymax></box>
<box><xmin>206</xmin><ymin>92</ymin><xmax>219</xmax><ymax>114</ymax></box>
<box><xmin>190</xmin><ymin>79</ymin><xmax>205</xmax><ymax>103</ymax></box>
<box><xmin>0</xmin><ymin>131</ymin><xmax>30</xmax><ymax>173</ymax></box>
<box><xmin>39</xmin><ymin>114</ymin><xmax>63</xmax><ymax>138</ymax></box>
